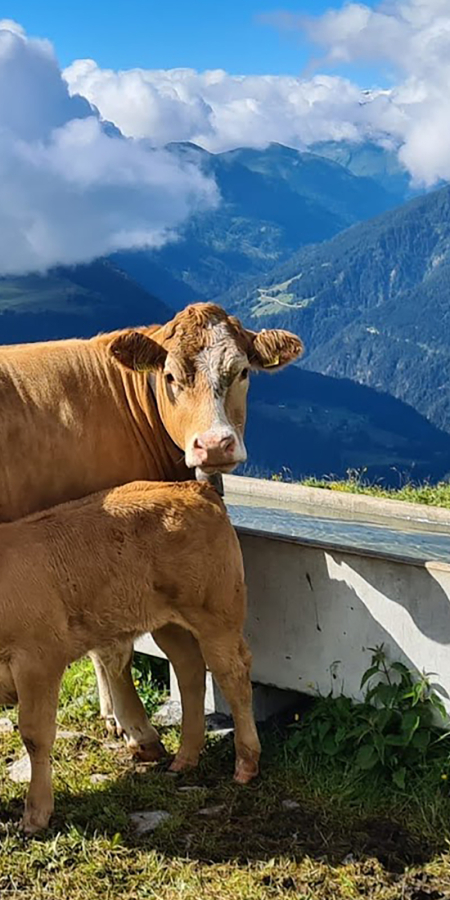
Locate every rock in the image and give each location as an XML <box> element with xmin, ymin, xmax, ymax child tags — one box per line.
<box><xmin>7</xmin><ymin>754</ymin><xmax>31</xmax><ymax>783</ymax></box>
<box><xmin>198</xmin><ymin>804</ymin><xmax>226</xmax><ymax>818</ymax></box>
<box><xmin>134</xmin><ymin>763</ymin><xmax>154</xmax><ymax>775</ymax></box>
<box><xmin>0</xmin><ymin>717</ymin><xmax>14</xmax><ymax>734</ymax></box>
<box><xmin>129</xmin><ymin>810</ymin><xmax>171</xmax><ymax>835</ymax></box>
<box><xmin>282</xmin><ymin>799</ymin><xmax>301</xmax><ymax>811</ymax></box>
<box><xmin>208</xmin><ymin>727</ymin><xmax>234</xmax><ymax>738</ymax></box>
<box><xmin>153</xmin><ymin>700</ymin><xmax>183</xmax><ymax>727</ymax></box>
<box><xmin>205</xmin><ymin>713</ymin><xmax>234</xmax><ymax>734</ymax></box>
<box><xmin>56</xmin><ymin>729</ymin><xmax>83</xmax><ymax>741</ymax></box>
<box><xmin>90</xmin><ymin>773</ymin><xmax>110</xmax><ymax>784</ymax></box>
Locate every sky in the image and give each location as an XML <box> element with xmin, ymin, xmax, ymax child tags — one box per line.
<box><xmin>2</xmin><ymin>1</ymin><xmax>450</xmax><ymax>276</ymax></box>
<box><xmin>6</xmin><ymin>0</ymin><xmax>381</xmax><ymax>82</ymax></box>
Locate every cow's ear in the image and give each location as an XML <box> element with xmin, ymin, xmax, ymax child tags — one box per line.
<box><xmin>109</xmin><ymin>331</ymin><xmax>167</xmax><ymax>372</ymax></box>
<box><xmin>246</xmin><ymin>328</ymin><xmax>304</xmax><ymax>371</ymax></box>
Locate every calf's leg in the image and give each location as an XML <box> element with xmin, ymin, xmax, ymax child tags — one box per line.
<box><xmin>90</xmin><ymin>651</ymin><xmax>123</xmax><ymax>737</ymax></box>
<box><xmin>195</xmin><ymin>627</ymin><xmax>260</xmax><ymax>784</ymax></box>
<box><xmin>12</xmin><ymin>660</ymin><xmax>62</xmax><ymax>833</ymax></box>
<box><xmin>153</xmin><ymin>624</ymin><xmax>206</xmax><ymax>771</ymax></box>
<box><xmin>95</xmin><ymin>642</ymin><xmax>167</xmax><ymax>761</ymax></box>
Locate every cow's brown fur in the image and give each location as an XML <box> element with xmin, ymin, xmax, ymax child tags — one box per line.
<box><xmin>0</xmin><ymin>302</ymin><xmax>302</xmax><ymax>758</ymax></box>
<box><xmin>0</xmin><ymin>480</ymin><xmax>260</xmax><ymax>833</ymax></box>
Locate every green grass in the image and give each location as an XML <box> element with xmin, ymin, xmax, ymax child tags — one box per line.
<box><xmin>293</xmin><ymin>473</ymin><xmax>450</xmax><ymax>508</ymax></box>
<box><xmin>2</xmin><ymin>659</ymin><xmax>450</xmax><ymax>898</ymax></box>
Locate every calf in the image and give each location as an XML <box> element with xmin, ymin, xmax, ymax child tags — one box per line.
<box><xmin>0</xmin><ymin>481</ymin><xmax>260</xmax><ymax>834</ymax></box>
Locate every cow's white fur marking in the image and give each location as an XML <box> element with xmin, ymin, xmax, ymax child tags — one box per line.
<box><xmin>190</xmin><ymin>322</ymin><xmax>248</xmax><ymax>466</ymax></box>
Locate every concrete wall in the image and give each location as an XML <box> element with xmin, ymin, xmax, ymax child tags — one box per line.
<box><xmin>240</xmin><ymin>533</ymin><xmax>450</xmax><ymax>710</ymax></box>
<box><xmin>136</xmin><ymin>479</ymin><xmax>450</xmax><ymax>716</ymax></box>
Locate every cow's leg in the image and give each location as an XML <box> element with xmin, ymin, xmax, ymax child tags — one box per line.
<box><xmin>153</xmin><ymin>624</ymin><xmax>206</xmax><ymax>772</ymax></box>
<box><xmin>89</xmin><ymin>651</ymin><xmax>123</xmax><ymax>737</ymax></box>
<box><xmin>95</xmin><ymin>642</ymin><xmax>167</xmax><ymax>761</ymax></box>
<box><xmin>195</xmin><ymin>627</ymin><xmax>260</xmax><ymax>784</ymax></box>
<box><xmin>13</xmin><ymin>660</ymin><xmax>62</xmax><ymax>833</ymax></box>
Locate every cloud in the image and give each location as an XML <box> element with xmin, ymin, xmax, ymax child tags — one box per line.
<box><xmin>64</xmin><ymin>1</ymin><xmax>450</xmax><ymax>187</ymax></box>
<box><xmin>267</xmin><ymin>0</ymin><xmax>450</xmax><ymax>185</ymax></box>
<box><xmin>65</xmin><ymin>61</ymin><xmax>375</xmax><ymax>152</ymax></box>
<box><xmin>0</xmin><ymin>20</ymin><xmax>217</xmax><ymax>276</ymax></box>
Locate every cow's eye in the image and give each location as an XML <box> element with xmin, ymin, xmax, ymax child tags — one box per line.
<box><xmin>240</xmin><ymin>368</ymin><xmax>249</xmax><ymax>380</ymax></box>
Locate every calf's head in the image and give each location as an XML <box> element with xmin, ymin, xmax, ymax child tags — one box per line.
<box><xmin>110</xmin><ymin>303</ymin><xmax>303</xmax><ymax>474</ymax></box>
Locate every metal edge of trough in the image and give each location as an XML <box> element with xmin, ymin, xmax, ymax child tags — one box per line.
<box><xmin>233</xmin><ymin>524</ymin><xmax>450</xmax><ymax>573</ymax></box>
<box><xmin>223</xmin><ymin>474</ymin><xmax>450</xmax><ymax>528</ymax></box>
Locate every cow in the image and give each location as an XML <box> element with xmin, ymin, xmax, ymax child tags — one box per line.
<box><xmin>0</xmin><ymin>301</ymin><xmax>303</xmax><ymax>761</ymax></box>
<box><xmin>0</xmin><ymin>480</ymin><xmax>260</xmax><ymax>834</ymax></box>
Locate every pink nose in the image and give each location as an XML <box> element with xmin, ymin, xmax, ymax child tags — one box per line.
<box><xmin>193</xmin><ymin>433</ymin><xmax>236</xmax><ymax>464</ymax></box>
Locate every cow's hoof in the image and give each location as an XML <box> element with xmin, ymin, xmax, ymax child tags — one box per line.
<box><xmin>169</xmin><ymin>753</ymin><xmax>200</xmax><ymax>773</ymax></box>
<box><xmin>129</xmin><ymin>739</ymin><xmax>168</xmax><ymax>763</ymax></box>
<box><xmin>233</xmin><ymin>757</ymin><xmax>259</xmax><ymax>785</ymax></box>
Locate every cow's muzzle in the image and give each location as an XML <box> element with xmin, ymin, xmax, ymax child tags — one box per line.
<box><xmin>186</xmin><ymin>429</ymin><xmax>246</xmax><ymax>472</ymax></box>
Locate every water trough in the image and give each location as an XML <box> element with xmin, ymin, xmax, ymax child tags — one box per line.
<box><xmin>136</xmin><ymin>475</ymin><xmax>450</xmax><ymax>719</ymax></box>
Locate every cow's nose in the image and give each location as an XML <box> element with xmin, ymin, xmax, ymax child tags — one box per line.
<box><xmin>192</xmin><ymin>432</ymin><xmax>236</xmax><ymax>463</ymax></box>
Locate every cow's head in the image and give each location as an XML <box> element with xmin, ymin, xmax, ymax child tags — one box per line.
<box><xmin>109</xmin><ymin>303</ymin><xmax>303</xmax><ymax>474</ymax></box>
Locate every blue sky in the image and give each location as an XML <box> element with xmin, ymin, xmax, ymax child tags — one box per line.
<box><xmin>7</xmin><ymin>0</ymin><xmax>383</xmax><ymax>84</ymax></box>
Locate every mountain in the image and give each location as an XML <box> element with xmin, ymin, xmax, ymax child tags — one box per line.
<box><xmin>310</xmin><ymin>139</ymin><xmax>416</xmax><ymax>203</ymax></box>
<box><xmin>115</xmin><ymin>142</ymin><xmax>401</xmax><ymax>307</ymax></box>
<box><xmin>222</xmin><ymin>184</ymin><xmax>450</xmax><ymax>434</ymax></box>
<box><xmin>1</xmin><ymin>258</ymin><xmax>448</xmax><ymax>484</ymax></box>
<box><xmin>243</xmin><ymin>366</ymin><xmax>450</xmax><ymax>485</ymax></box>
<box><xmin>0</xmin><ymin>260</ymin><xmax>172</xmax><ymax>344</ymax></box>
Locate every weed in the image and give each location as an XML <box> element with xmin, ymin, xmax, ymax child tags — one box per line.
<box><xmin>131</xmin><ymin>652</ymin><xmax>169</xmax><ymax>716</ymax></box>
<box><xmin>287</xmin><ymin>645</ymin><xmax>450</xmax><ymax>788</ymax></box>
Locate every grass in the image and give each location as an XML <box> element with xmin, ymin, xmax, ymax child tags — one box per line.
<box><xmin>2</xmin><ymin>659</ymin><xmax>450</xmax><ymax>898</ymax></box>
<box><xmin>290</xmin><ymin>473</ymin><xmax>450</xmax><ymax>508</ymax></box>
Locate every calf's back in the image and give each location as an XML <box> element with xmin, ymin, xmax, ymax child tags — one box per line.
<box><xmin>0</xmin><ymin>480</ymin><xmax>244</xmax><ymax>668</ymax></box>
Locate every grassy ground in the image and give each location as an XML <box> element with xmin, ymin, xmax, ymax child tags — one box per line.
<box><xmin>2</xmin><ymin>658</ymin><xmax>450</xmax><ymax>899</ymax></box>
<box><xmin>297</xmin><ymin>475</ymin><xmax>450</xmax><ymax>508</ymax></box>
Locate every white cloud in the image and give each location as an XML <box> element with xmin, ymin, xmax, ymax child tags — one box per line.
<box><xmin>270</xmin><ymin>0</ymin><xmax>450</xmax><ymax>185</ymax></box>
<box><xmin>64</xmin><ymin>1</ymin><xmax>450</xmax><ymax>187</ymax></box>
<box><xmin>0</xmin><ymin>20</ymin><xmax>217</xmax><ymax>276</ymax></box>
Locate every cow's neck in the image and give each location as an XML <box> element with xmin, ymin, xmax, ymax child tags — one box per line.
<box><xmin>0</xmin><ymin>338</ymin><xmax>190</xmax><ymax>523</ymax></box>
<box><xmin>118</xmin><ymin>365</ymin><xmax>190</xmax><ymax>483</ymax></box>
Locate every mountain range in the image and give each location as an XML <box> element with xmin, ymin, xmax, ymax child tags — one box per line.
<box><xmin>114</xmin><ymin>140</ymin><xmax>407</xmax><ymax>306</ymax></box>
<box><xmin>1</xmin><ymin>139</ymin><xmax>450</xmax><ymax>485</ymax></box>
<box><xmin>224</xmin><ymin>182</ymin><xmax>450</xmax><ymax>436</ymax></box>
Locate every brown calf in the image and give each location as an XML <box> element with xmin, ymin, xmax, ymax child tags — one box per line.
<box><xmin>0</xmin><ymin>480</ymin><xmax>260</xmax><ymax>834</ymax></box>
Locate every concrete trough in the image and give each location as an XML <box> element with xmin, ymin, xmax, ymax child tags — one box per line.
<box><xmin>135</xmin><ymin>475</ymin><xmax>450</xmax><ymax>718</ymax></box>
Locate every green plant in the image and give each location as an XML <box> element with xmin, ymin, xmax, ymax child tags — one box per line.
<box><xmin>131</xmin><ymin>651</ymin><xmax>169</xmax><ymax>715</ymax></box>
<box><xmin>288</xmin><ymin>645</ymin><xmax>450</xmax><ymax>788</ymax></box>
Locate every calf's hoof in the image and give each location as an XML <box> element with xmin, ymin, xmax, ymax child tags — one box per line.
<box><xmin>128</xmin><ymin>739</ymin><xmax>168</xmax><ymax>763</ymax></box>
<box><xmin>21</xmin><ymin>806</ymin><xmax>52</xmax><ymax>835</ymax></box>
<box><xmin>234</xmin><ymin>756</ymin><xmax>259</xmax><ymax>785</ymax></box>
<box><xmin>168</xmin><ymin>752</ymin><xmax>200</xmax><ymax>773</ymax></box>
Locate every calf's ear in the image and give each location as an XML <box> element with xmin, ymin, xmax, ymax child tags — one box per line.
<box><xmin>246</xmin><ymin>328</ymin><xmax>304</xmax><ymax>371</ymax></box>
<box><xmin>109</xmin><ymin>331</ymin><xmax>167</xmax><ymax>371</ymax></box>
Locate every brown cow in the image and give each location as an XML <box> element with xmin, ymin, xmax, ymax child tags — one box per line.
<box><xmin>0</xmin><ymin>302</ymin><xmax>302</xmax><ymax>759</ymax></box>
<box><xmin>0</xmin><ymin>480</ymin><xmax>260</xmax><ymax>834</ymax></box>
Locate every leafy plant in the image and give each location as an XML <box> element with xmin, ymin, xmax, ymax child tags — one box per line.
<box><xmin>131</xmin><ymin>652</ymin><xmax>169</xmax><ymax>715</ymax></box>
<box><xmin>288</xmin><ymin>645</ymin><xmax>450</xmax><ymax>788</ymax></box>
